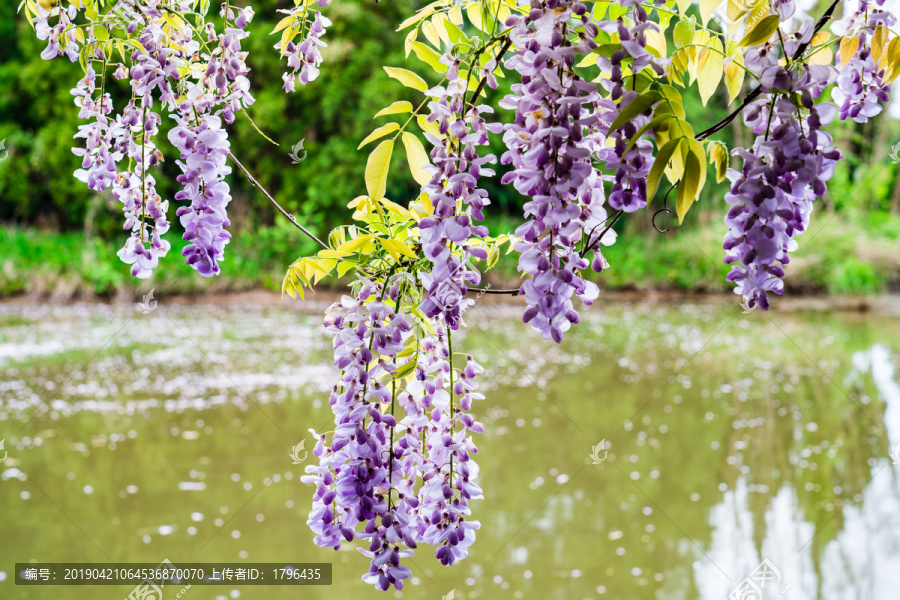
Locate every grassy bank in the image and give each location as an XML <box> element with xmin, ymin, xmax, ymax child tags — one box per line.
<box><xmin>2</xmin><ymin>213</ymin><xmax>899</xmax><ymax>300</ymax></box>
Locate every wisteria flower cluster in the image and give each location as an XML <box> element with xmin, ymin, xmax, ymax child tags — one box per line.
<box><xmin>831</xmin><ymin>0</ymin><xmax>895</xmax><ymax>122</ymax></box>
<box><xmin>500</xmin><ymin>0</ymin><xmax>611</xmax><ymax>342</ymax></box>
<box><xmin>303</xmin><ymin>276</ymin><xmax>483</xmax><ymax>590</ymax></box>
<box><xmin>595</xmin><ymin>0</ymin><xmax>666</xmax><ymax>214</ymax></box>
<box><xmin>418</xmin><ymin>55</ymin><xmax>498</xmax><ymax>328</ymax></box>
<box><xmin>723</xmin><ymin>15</ymin><xmax>842</xmax><ymax>309</ymax></box>
<box><xmin>276</xmin><ymin>3</ymin><xmax>333</xmax><ymax>91</ymax></box>
<box><xmin>21</xmin><ymin>0</ymin><xmax>900</xmax><ymax>589</ymax></box>
<box><xmin>32</xmin><ymin>0</ymin><xmax>254</xmax><ymax>278</ymax></box>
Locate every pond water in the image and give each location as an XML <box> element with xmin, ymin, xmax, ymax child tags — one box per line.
<box><xmin>1</xmin><ymin>297</ymin><xmax>899</xmax><ymax>600</ymax></box>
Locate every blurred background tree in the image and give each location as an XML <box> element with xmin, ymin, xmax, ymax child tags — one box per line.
<box><xmin>0</xmin><ymin>0</ymin><xmax>898</xmax><ymax>297</ymax></box>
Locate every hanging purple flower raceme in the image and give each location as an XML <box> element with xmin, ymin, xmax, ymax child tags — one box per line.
<box><xmin>71</xmin><ymin>65</ymin><xmax>118</xmax><ymax>192</ymax></box>
<box><xmin>168</xmin><ymin>86</ymin><xmax>234</xmax><ymax>277</ymax></box>
<box><xmin>303</xmin><ymin>277</ymin><xmax>418</xmax><ymax>591</ymax></box>
<box><xmin>831</xmin><ymin>0</ymin><xmax>895</xmax><ymax>122</ymax></box>
<box><xmin>595</xmin><ymin>0</ymin><xmax>666</xmax><ymax>213</ymax></box>
<box><xmin>113</xmin><ymin>99</ymin><xmax>172</xmax><ymax>279</ymax></box>
<box><xmin>303</xmin><ymin>280</ymin><xmax>485</xmax><ymax>587</ymax></box>
<box><xmin>33</xmin><ymin>3</ymin><xmax>81</xmax><ymax>62</ymax></box>
<box><xmin>277</xmin><ymin>4</ymin><xmax>333</xmax><ymax>91</ymax></box>
<box><xmin>416</xmin><ymin>334</ymin><xmax>483</xmax><ymax>566</ymax></box>
<box><xmin>500</xmin><ymin>0</ymin><xmax>610</xmax><ymax>343</ymax></box>
<box><xmin>723</xmin><ymin>63</ymin><xmax>841</xmax><ymax>309</ymax></box>
<box><xmin>127</xmin><ymin>16</ymin><xmax>190</xmax><ymax>109</ymax></box>
<box><xmin>418</xmin><ymin>55</ymin><xmax>498</xmax><ymax>328</ymax></box>
<box><xmin>205</xmin><ymin>4</ymin><xmax>256</xmax><ymax>123</ymax></box>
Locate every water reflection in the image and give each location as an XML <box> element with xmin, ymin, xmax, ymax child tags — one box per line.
<box><xmin>0</xmin><ymin>300</ymin><xmax>898</xmax><ymax>599</ymax></box>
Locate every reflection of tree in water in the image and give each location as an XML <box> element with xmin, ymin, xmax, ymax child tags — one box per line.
<box><xmin>467</xmin><ymin>307</ymin><xmax>898</xmax><ymax>599</ymax></box>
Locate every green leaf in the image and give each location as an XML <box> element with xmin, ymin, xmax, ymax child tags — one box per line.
<box><xmin>402</xmin><ymin>132</ymin><xmax>432</xmax><ymax>186</ymax></box>
<box><xmin>738</xmin><ymin>14</ymin><xmax>780</xmax><ymax>47</ymax></box>
<box><xmin>623</xmin><ymin>113</ymin><xmax>675</xmax><ymax>156</ymax></box>
<box><xmin>676</xmin><ymin>141</ymin><xmax>707</xmax><ymax>223</ymax></box>
<box><xmin>383</xmin><ymin>66</ymin><xmax>429</xmax><ymax>92</ymax></box>
<box><xmin>646</xmin><ymin>138</ymin><xmax>684</xmax><ymax>201</ymax></box>
<box><xmin>358</xmin><ymin>123</ymin><xmax>400</xmax><ymax>150</ymax></box>
<box><xmin>375</xmin><ymin>101</ymin><xmax>413</xmax><ymax>118</ymax></box>
<box><xmin>673</xmin><ymin>18</ymin><xmax>694</xmax><ymax>47</ymax></box>
<box><xmin>93</xmin><ymin>25</ymin><xmax>110</xmax><ymax>41</ymax></box>
<box><xmin>608</xmin><ymin>90</ymin><xmax>661</xmax><ymax>133</ymax></box>
<box><xmin>391</xmin><ymin>358</ymin><xmax>419</xmax><ymax>380</ymax></box>
<box><xmin>365</xmin><ymin>140</ymin><xmax>394</xmax><ymax>203</ymax></box>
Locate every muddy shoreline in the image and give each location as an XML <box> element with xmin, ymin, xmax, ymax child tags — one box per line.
<box><xmin>4</xmin><ymin>287</ymin><xmax>900</xmax><ymax>316</ymax></box>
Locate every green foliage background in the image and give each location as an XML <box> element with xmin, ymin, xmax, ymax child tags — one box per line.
<box><xmin>0</xmin><ymin>0</ymin><xmax>899</xmax><ymax>296</ymax></box>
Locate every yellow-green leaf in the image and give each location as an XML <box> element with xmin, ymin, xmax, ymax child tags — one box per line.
<box><xmin>381</xmin><ymin>238</ymin><xmax>418</xmax><ymax>261</ymax></box>
<box><xmin>270</xmin><ymin>15</ymin><xmax>294</xmax><ymax>35</ymax></box>
<box><xmin>840</xmin><ymin>35</ymin><xmax>860</xmax><ymax>66</ymax></box>
<box><xmin>358</xmin><ymin>123</ymin><xmax>400</xmax><ymax>150</ymax></box>
<box><xmin>808</xmin><ymin>32</ymin><xmax>833</xmax><ymax>66</ymax></box>
<box><xmin>375</xmin><ymin>101</ymin><xmax>413</xmax><ymax>118</ymax></box>
<box><xmin>724</xmin><ymin>41</ymin><xmax>745</xmax><ymax>103</ymax></box>
<box><xmin>422</xmin><ymin>20</ymin><xmax>441</xmax><ymax>47</ymax></box>
<box><xmin>409</xmin><ymin>40</ymin><xmax>445</xmax><ymax>74</ymax></box>
<box><xmin>872</xmin><ymin>26</ymin><xmax>888</xmax><ymax>65</ymax></box>
<box><xmin>707</xmin><ymin>140</ymin><xmax>729</xmax><ymax>183</ymax></box>
<box><xmin>93</xmin><ymin>25</ymin><xmax>109</xmax><ymax>41</ymax></box>
<box><xmin>466</xmin><ymin>3</ymin><xmax>487</xmax><ymax>32</ymax></box>
<box><xmin>391</xmin><ymin>358</ymin><xmax>419</xmax><ymax>380</ymax></box>
<box><xmin>884</xmin><ymin>37</ymin><xmax>900</xmax><ymax>82</ymax></box>
<box><xmin>417</xmin><ymin>114</ymin><xmax>441</xmax><ymax>137</ymax></box>
<box><xmin>338</xmin><ymin>234</ymin><xmax>375</xmax><ymax>253</ymax></box>
<box><xmin>698</xmin><ymin>0</ymin><xmax>719</xmax><ymax>24</ymax></box>
<box><xmin>737</xmin><ymin>14</ymin><xmax>780</xmax><ymax>47</ymax></box>
<box><xmin>383</xmin><ymin>66</ymin><xmax>428</xmax><ymax>92</ymax></box>
<box><xmin>365</xmin><ymin>140</ymin><xmax>394</xmax><ymax>203</ymax></box>
<box><xmin>697</xmin><ymin>39</ymin><xmax>724</xmax><ymax>105</ymax></box>
<box><xmin>402</xmin><ymin>132</ymin><xmax>432</xmax><ymax>186</ymax></box>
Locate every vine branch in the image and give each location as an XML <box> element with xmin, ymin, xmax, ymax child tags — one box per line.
<box><xmin>228</xmin><ymin>151</ymin><xmax>329</xmax><ymax>250</ymax></box>
<box><xmin>695</xmin><ymin>0</ymin><xmax>842</xmax><ymax>141</ymax></box>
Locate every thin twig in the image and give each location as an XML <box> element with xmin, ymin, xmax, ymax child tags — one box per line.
<box><xmin>470</xmin><ymin>286</ymin><xmax>520</xmax><ymax>295</ymax></box>
<box><xmin>583</xmin><ymin>209</ymin><xmax>624</xmax><ymax>254</ymax></box>
<box><xmin>695</xmin><ymin>0</ymin><xmax>842</xmax><ymax>141</ymax></box>
<box><xmin>227</xmin><ymin>151</ymin><xmax>329</xmax><ymax>250</ymax></box>
<box><xmin>467</xmin><ymin>36</ymin><xmax>514</xmax><ymax>110</ymax></box>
